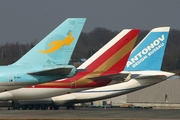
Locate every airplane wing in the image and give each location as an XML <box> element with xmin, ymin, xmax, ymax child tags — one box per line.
<box><xmin>28</xmin><ymin>67</ymin><xmax>73</xmax><ymax>76</ymax></box>
<box><xmin>88</xmin><ymin>73</ymin><xmax>131</xmax><ymax>82</ymax></box>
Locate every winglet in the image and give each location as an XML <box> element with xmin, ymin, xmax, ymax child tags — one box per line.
<box><xmin>12</xmin><ymin>18</ymin><xmax>86</xmax><ymax>66</ymax></box>
<box><xmin>125</xmin><ymin>27</ymin><xmax>170</xmax><ymax>71</ymax></box>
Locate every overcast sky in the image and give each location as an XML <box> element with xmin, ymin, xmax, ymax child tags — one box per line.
<box><xmin>0</xmin><ymin>0</ymin><xmax>180</xmax><ymax>44</ymax></box>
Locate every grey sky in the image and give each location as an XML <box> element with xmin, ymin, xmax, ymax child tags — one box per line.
<box><xmin>0</xmin><ymin>0</ymin><xmax>180</xmax><ymax>44</ymax></box>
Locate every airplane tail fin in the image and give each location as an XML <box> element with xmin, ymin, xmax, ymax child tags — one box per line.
<box><xmin>12</xmin><ymin>18</ymin><xmax>86</xmax><ymax>66</ymax></box>
<box><xmin>125</xmin><ymin>27</ymin><xmax>170</xmax><ymax>71</ymax></box>
<box><xmin>78</xmin><ymin>29</ymin><xmax>140</xmax><ymax>74</ymax></box>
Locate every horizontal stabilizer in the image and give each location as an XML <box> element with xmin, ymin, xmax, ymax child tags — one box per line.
<box><xmin>136</xmin><ymin>75</ymin><xmax>167</xmax><ymax>80</ymax></box>
<box><xmin>28</xmin><ymin>67</ymin><xmax>72</xmax><ymax>76</ymax></box>
<box><xmin>88</xmin><ymin>73</ymin><xmax>130</xmax><ymax>82</ymax></box>
<box><xmin>76</xmin><ymin>69</ymin><xmax>87</xmax><ymax>72</ymax></box>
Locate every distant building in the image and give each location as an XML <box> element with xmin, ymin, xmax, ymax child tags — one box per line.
<box><xmin>127</xmin><ymin>78</ymin><xmax>180</xmax><ymax>103</ymax></box>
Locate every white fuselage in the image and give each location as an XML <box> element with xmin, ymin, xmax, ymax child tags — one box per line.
<box><xmin>52</xmin><ymin>71</ymin><xmax>175</xmax><ymax>105</ymax></box>
<box><xmin>0</xmin><ymin>87</ymin><xmax>89</xmax><ymax>100</ymax></box>
<box><xmin>0</xmin><ymin>71</ymin><xmax>174</xmax><ymax>102</ymax></box>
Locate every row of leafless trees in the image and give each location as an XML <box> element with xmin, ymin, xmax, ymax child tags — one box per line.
<box><xmin>0</xmin><ymin>28</ymin><xmax>180</xmax><ymax>72</ymax></box>
<box><xmin>0</xmin><ymin>42</ymin><xmax>34</xmax><ymax>65</ymax></box>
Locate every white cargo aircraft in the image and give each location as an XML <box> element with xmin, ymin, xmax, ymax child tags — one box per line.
<box><xmin>50</xmin><ymin>27</ymin><xmax>175</xmax><ymax>109</ymax></box>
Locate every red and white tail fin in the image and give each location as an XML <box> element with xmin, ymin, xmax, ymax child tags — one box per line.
<box><xmin>78</xmin><ymin>29</ymin><xmax>140</xmax><ymax>74</ymax></box>
<box><xmin>32</xmin><ymin>29</ymin><xmax>140</xmax><ymax>89</ymax></box>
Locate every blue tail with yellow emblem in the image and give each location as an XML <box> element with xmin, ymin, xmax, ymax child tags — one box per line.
<box><xmin>12</xmin><ymin>18</ymin><xmax>86</xmax><ymax>66</ymax></box>
<box><xmin>0</xmin><ymin>18</ymin><xmax>86</xmax><ymax>93</ymax></box>
<box><xmin>125</xmin><ymin>27</ymin><xmax>170</xmax><ymax>71</ymax></box>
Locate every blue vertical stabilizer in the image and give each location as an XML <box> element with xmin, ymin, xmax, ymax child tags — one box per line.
<box><xmin>125</xmin><ymin>27</ymin><xmax>170</xmax><ymax>71</ymax></box>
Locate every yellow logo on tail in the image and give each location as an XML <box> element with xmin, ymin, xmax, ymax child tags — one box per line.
<box><xmin>39</xmin><ymin>32</ymin><xmax>74</xmax><ymax>54</ymax></box>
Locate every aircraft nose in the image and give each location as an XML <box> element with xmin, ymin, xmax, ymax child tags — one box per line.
<box><xmin>0</xmin><ymin>92</ymin><xmax>13</xmax><ymax>101</ymax></box>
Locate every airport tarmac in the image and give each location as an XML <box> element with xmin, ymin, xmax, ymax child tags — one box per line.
<box><xmin>0</xmin><ymin>108</ymin><xmax>180</xmax><ymax>120</ymax></box>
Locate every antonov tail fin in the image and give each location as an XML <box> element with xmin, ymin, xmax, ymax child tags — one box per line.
<box><xmin>125</xmin><ymin>27</ymin><xmax>170</xmax><ymax>71</ymax></box>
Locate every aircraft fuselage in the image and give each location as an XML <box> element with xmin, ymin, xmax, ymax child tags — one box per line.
<box><xmin>0</xmin><ymin>65</ymin><xmax>76</xmax><ymax>92</ymax></box>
